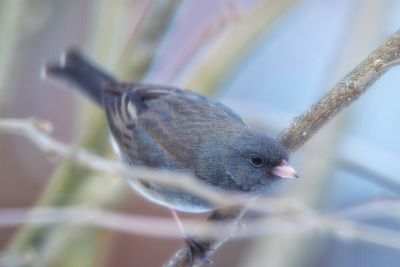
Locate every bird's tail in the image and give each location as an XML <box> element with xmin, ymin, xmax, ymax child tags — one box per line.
<box><xmin>43</xmin><ymin>49</ymin><xmax>117</xmax><ymax>105</ymax></box>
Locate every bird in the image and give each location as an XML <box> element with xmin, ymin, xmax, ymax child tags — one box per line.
<box><xmin>43</xmin><ymin>49</ymin><xmax>298</xmax><ymax>263</ymax></box>
<box><xmin>44</xmin><ymin>49</ymin><xmax>297</xmax><ymax>212</ymax></box>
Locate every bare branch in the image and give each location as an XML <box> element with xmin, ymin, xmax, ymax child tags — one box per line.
<box><xmin>165</xmin><ymin>30</ymin><xmax>400</xmax><ymax>266</ymax></box>
<box><xmin>278</xmin><ymin>30</ymin><xmax>400</xmax><ymax>152</ymax></box>
<box><xmin>0</xmin><ymin>118</ymin><xmax>238</xmax><ymax>208</ymax></box>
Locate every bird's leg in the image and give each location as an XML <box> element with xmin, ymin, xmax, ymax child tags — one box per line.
<box><xmin>170</xmin><ymin>209</ymin><xmax>213</xmax><ymax>265</ymax></box>
<box><xmin>170</xmin><ymin>209</ymin><xmax>185</xmax><ymax>234</ymax></box>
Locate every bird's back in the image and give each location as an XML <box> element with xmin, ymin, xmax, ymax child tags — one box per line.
<box><xmin>103</xmin><ymin>84</ymin><xmax>248</xmax><ymax>172</ymax></box>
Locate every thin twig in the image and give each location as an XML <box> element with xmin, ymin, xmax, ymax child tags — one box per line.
<box><xmin>0</xmin><ymin>198</ymin><xmax>399</xmax><ymax>246</ymax></box>
<box><xmin>0</xmin><ymin>117</ymin><xmax>244</xmax><ymax>208</ymax></box>
<box><xmin>165</xmin><ymin>30</ymin><xmax>400</xmax><ymax>266</ymax></box>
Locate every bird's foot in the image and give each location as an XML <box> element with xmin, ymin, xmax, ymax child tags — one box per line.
<box><xmin>185</xmin><ymin>236</ymin><xmax>213</xmax><ymax>265</ymax></box>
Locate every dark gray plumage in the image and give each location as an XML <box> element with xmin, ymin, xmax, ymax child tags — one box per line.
<box><xmin>44</xmin><ymin>50</ymin><xmax>297</xmax><ymax>213</ymax></box>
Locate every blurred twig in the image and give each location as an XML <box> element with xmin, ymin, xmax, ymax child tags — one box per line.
<box><xmin>164</xmin><ymin>29</ymin><xmax>400</xmax><ymax>267</ymax></box>
<box><xmin>0</xmin><ymin>197</ymin><xmax>399</xmax><ymax>245</ymax></box>
<box><xmin>0</xmin><ymin>117</ymin><xmax>244</xmax><ymax>208</ymax></box>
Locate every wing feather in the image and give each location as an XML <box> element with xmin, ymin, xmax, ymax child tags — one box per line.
<box><xmin>102</xmin><ymin>83</ymin><xmax>247</xmax><ymax>171</ymax></box>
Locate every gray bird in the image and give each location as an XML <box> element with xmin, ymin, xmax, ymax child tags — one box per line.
<box><xmin>44</xmin><ymin>50</ymin><xmax>298</xmax><ymax>213</ymax></box>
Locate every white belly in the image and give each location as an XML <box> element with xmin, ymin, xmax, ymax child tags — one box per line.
<box><xmin>109</xmin><ymin>135</ymin><xmax>212</xmax><ymax>213</ymax></box>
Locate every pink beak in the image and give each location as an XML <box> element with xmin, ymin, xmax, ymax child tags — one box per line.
<box><xmin>271</xmin><ymin>160</ymin><xmax>298</xmax><ymax>179</ymax></box>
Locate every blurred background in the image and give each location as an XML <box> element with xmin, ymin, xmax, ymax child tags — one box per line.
<box><xmin>0</xmin><ymin>0</ymin><xmax>400</xmax><ymax>266</ymax></box>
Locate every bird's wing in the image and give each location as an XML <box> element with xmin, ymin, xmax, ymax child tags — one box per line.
<box><xmin>102</xmin><ymin>83</ymin><xmax>247</xmax><ymax>169</ymax></box>
<box><xmin>101</xmin><ymin>83</ymin><xmax>179</xmax><ymax>168</ymax></box>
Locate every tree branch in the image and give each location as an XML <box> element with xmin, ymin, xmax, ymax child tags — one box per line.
<box><xmin>278</xmin><ymin>30</ymin><xmax>400</xmax><ymax>152</ymax></box>
<box><xmin>164</xmin><ymin>30</ymin><xmax>400</xmax><ymax>266</ymax></box>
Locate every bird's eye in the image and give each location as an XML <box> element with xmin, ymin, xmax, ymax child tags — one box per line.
<box><xmin>249</xmin><ymin>155</ymin><xmax>264</xmax><ymax>167</ymax></box>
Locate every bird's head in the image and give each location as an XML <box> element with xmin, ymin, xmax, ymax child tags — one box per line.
<box><xmin>224</xmin><ymin>129</ymin><xmax>298</xmax><ymax>194</ymax></box>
